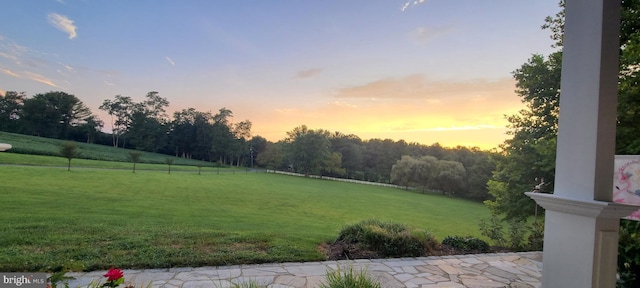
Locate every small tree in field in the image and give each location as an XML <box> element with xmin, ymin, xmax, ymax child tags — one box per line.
<box><xmin>165</xmin><ymin>158</ymin><xmax>174</xmax><ymax>174</ymax></box>
<box><xmin>128</xmin><ymin>151</ymin><xmax>142</xmax><ymax>173</ymax></box>
<box><xmin>60</xmin><ymin>142</ymin><xmax>81</xmax><ymax>171</ymax></box>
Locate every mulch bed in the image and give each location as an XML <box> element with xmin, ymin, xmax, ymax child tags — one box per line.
<box><xmin>320</xmin><ymin>241</ymin><xmax>510</xmax><ymax>261</ymax></box>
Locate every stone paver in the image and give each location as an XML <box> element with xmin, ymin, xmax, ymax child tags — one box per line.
<box><xmin>64</xmin><ymin>252</ymin><xmax>542</xmax><ymax>288</ymax></box>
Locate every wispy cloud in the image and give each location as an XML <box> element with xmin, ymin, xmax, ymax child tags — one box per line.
<box><xmin>47</xmin><ymin>13</ymin><xmax>77</xmax><ymax>39</ymax></box>
<box><xmin>165</xmin><ymin>56</ymin><xmax>175</xmax><ymax>66</ymax></box>
<box><xmin>334</xmin><ymin>74</ymin><xmax>514</xmax><ymax>101</ymax></box>
<box><xmin>104</xmin><ymin>80</ymin><xmax>115</xmax><ymax>86</ymax></box>
<box><xmin>0</xmin><ymin>67</ymin><xmax>20</xmax><ymax>77</ymax></box>
<box><xmin>328</xmin><ymin>101</ymin><xmax>357</xmax><ymax>109</ymax></box>
<box><xmin>295</xmin><ymin>68</ymin><xmax>323</xmax><ymax>79</ymax></box>
<box><xmin>0</xmin><ymin>88</ymin><xmax>5</xmax><ymax>96</ymax></box>
<box><xmin>401</xmin><ymin>0</ymin><xmax>427</xmax><ymax>12</ymax></box>
<box><xmin>0</xmin><ymin>38</ymin><xmax>29</xmax><ymax>63</ymax></box>
<box><xmin>420</xmin><ymin>125</ymin><xmax>497</xmax><ymax>131</ymax></box>
<box><xmin>410</xmin><ymin>26</ymin><xmax>453</xmax><ymax>42</ymax></box>
<box><xmin>23</xmin><ymin>71</ymin><xmax>58</xmax><ymax>87</ymax></box>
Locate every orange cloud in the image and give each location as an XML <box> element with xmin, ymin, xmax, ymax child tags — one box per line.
<box><xmin>224</xmin><ymin>73</ymin><xmax>523</xmax><ymax>149</ymax></box>
<box><xmin>22</xmin><ymin>71</ymin><xmax>59</xmax><ymax>87</ymax></box>
<box><xmin>0</xmin><ymin>67</ymin><xmax>20</xmax><ymax>77</ymax></box>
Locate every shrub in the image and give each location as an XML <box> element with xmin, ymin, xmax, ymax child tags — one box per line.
<box><xmin>507</xmin><ymin>219</ymin><xmax>527</xmax><ymax>251</ymax></box>
<box><xmin>618</xmin><ymin>219</ymin><xmax>640</xmax><ymax>288</ymax></box>
<box><xmin>441</xmin><ymin>236</ymin><xmax>489</xmax><ymax>253</ymax></box>
<box><xmin>525</xmin><ymin>220</ymin><xmax>544</xmax><ymax>251</ymax></box>
<box><xmin>479</xmin><ymin>215</ymin><xmax>539</xmax><ymax>251</ymax></box>
<box><xmin>478</xmin><ymin>216</ymin><xmax>506</xmax><ymax>247</ymax></box>
<box><xmin>335</xmin><ymin>219</ymin><xmax>436</xmax><ymax>258</ymax></box>
<box><xmin>318</xmin><ymin>266</ymin><xmax>381</xmax><ymax>288</ymax></box>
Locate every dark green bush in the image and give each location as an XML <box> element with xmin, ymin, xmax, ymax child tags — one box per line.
<box><xmin>335</xmin><ymin>219</ymin><xmax>436</xmax><ymax>258</ymax></box>
<box><xmin>525</xmin><ymin>221</ymin><xmax>544</xmax><ymax>251</ymax></box>
<box><xmin>507</xmin><ymin>219</ymin><xmax>527</xmax><ymax>251</ymax></box>
<box><xmin>441</xmin><ymin>236</ymin><xmax>489</xmax><ymax>252</ymax></box>
<box><xmin>479</xmin><ymin>215</ymin><xmax>542</xmax><ymax>251</ymax></box>
<box><xmin>618</xmin><ymin>220</ymin><xmax>640</xmax><ymax>288</ymax></box>
<box><xmin>478</xmin><ymin>216</ymin><xmax>506</xmax><ymax>247</ymax></box>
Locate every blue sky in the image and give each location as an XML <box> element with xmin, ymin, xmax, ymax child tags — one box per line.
<box><xmin>0</xmin><ymin>0</ymin><xmax>559</xmax><ymax>149</ymax></box>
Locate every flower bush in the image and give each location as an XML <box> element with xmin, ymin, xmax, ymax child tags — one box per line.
<box><xmin>48</xmin><ymin>267</ymin><xmax>148</xmax><ymax>288</ymax></box>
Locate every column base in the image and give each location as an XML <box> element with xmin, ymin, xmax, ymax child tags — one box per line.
<box><xmin>526</xmin><ymin>192</ymin><xmax>638</xmax><ymax>288</ymax></box>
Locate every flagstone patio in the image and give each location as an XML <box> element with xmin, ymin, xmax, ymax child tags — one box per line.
<box><xmin>65</xmin><ymin>251</ymin><xmax>542</xmax><ymax>288</ymax></box>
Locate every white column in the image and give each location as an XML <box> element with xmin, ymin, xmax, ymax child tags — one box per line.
<box><xmin>526</xmin><ymin>0</ymin><xmax>637</xmax><ymax>287</ymax></box>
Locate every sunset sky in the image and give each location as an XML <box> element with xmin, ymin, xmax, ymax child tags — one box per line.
<box><xmin>0</xmin><ymin>1</ymin><xmax>558</xmax><ymax>149</ymax></box>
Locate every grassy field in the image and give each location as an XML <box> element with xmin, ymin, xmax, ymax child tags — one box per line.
<box><xmin>0</xmin><ymin>155</ymin><xmax>491</xmax><ymax>272</ymax></box>
<box><xmin>0</xmin><ymin>131</ymin><xmax>220</xmax><ymax>167</ymax></box>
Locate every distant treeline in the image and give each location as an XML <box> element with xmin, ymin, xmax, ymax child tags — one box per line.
<box><xmin>0</xmin><ymin>90</ymin><xmax>497</xmax><ymax>200</ymax></box>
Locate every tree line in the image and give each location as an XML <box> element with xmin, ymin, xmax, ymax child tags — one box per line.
<box><xmin>0</xmin><ymin>89</ymin><xmax>497</xmax><ymax>200</ymax></box>
<box><xmin>0</xmin><ymin>90</ymin><xmax>256</xmax><ymax>166</ymax></box>
<box><xmin>256</xmin><ymin>125</ymin><xmax>496</xmax><ymax>200</ymax></box>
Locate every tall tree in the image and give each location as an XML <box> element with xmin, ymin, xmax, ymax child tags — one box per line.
<box><xmin>415</xmin><ymin>155</ymin><xmax>438</xmax><ymax>192</ymax></box>
<box><xmin>22</xmin><ymin>91</ymin><xmax>92</xmax><ymax>139</ymax></box>
<box><xmin>444</xmin><ymin>146</ymin><xmax>495</xmax><ymax>200</ymax></box>
<box><xmin>485</xmin><ymin>0</ymin><xmax>640</xmax><ymax>218</ymax></box>
<box><xmin>257</xmin><ymin>141</ymin><xmax>287</xmax><ymax>170</ymax></box>
<box><xmin>142</xmin><ymin>91</ymin><xmax>169</xmax><ymax>119</ymax></box>
<box><xmin>75</xmin><ymin>115</ymin><xmax>104</xmax><ymax>143</ymax></box>
<box><xmin>213</xmin><ymin>107</ymin><xmax>233</xmax><ymax>126</ymax></box>
<box><xmin>0</xmin><ymin>91</ymin><xmax>26</xmax><ymax>133</ymax></box>
<box><xmin>248</xmin><ymin>135</ymin><xmax>268</xmax><ymax>167</ymax></box>
<box><xmin>362</xmin><ymin>139</ymin><xmax>406</xmax><ymax>183</ymax></box>
<box><xmin>285</xmin><ymin>125</ymin><xmax>331</xmax><ymax>176</ymax></box>
<box><xmin>330</xmin><ymin>132</ymin><xmax>364</xmax><ymax>179</ymax></box>
<box><xmin>99</xmin><ymin>95</ymin><xmax>134</xmax><ymax>148</ymax></box>
<box><xmin>211</xmin><ymin>108</ymin><xmax>236</xmax><ymax>164</ymax></box>
<box><xmin>170</xmin><ymin>108</ymin><xmax>214</xmax><ymax>160</ymax></box>
<box><xmin>322</xmin><ymin>152</ymin><xmax>346</xmax><ymax>177</ymax></box>
<box><xmin>231</xmin><ymin>120</ymin><xmax>252</xmax><ymax>166</ymax></box>
<box><xmin>616</xmin><ymin>0</ymin><xmax>640</xmax><ymax>154</ymax></box>
<box><xmin>485</xmin><ymin>52</ymin><xmax>561</xmax><ymax>219</ymax></box>
<box><xmin>127</xmin><ymin>92</ymin><xmax>170</xmax><ymax>152</ymax></box>
<box><xmin>390</xmin><ymin>155</ymin><xmax>421</xmax><ymax>189</ymax></box>
<box><xmin>434</xmin><ymin>160</ymin><xmax>467</xmax><ymax>196</ymax></box>
<box><xmin>128</xmin><ymin>110</ymin><xmax>167</xmax><ymax>152</ymax></box>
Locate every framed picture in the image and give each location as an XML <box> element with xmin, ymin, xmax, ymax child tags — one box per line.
<box><xmin>614</xmin><ymin>155</ymin><xmax>640</xmax><ymax>220</ymax></box>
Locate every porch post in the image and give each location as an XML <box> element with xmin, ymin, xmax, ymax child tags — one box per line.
<box><xmin>525</xmin><ymin>0</ymin><xmax>637</xmax><ymax>287</ymax></box>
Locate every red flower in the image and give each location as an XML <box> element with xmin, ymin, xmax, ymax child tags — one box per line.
<box><xmin>103</xmin><ymin>268</ymin><xmax>124</xmax><ymax>282</ymax></box>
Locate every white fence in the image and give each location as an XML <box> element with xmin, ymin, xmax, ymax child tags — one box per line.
<box><xmin>265</xmin><ymin>170</ymin><xmax>404</xmax><ymax>189</ymax></box>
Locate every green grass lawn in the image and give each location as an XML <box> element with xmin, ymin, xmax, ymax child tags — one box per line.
<box><xmin>0</xmin><ymin>162</ymin><xmax>490</xmax><ymax>272</ymax></box>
